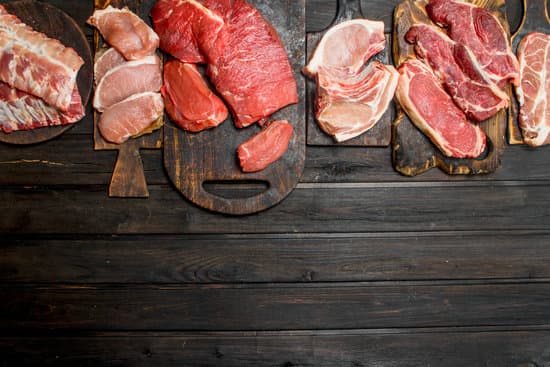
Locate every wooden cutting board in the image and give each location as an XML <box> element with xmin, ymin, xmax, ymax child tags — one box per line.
<box><xmin>392</xmin><ymin>0</ymin><xmax>509</xmax><ymax>176</ymax></box>
<box><xmin>163</xmin><ymin>0</ymin><xmax>306</xmax><ymax>215</ymax></box>
<box><xmin>93</xmin><ymin>0</ymin><xmax>163</xmax><ymax>198</ymax></box>
<box><xmin>305</xmin><ymin>0</ymin><xmax>393</xmax><ymax>146</ymax></box>
<box><xmin>508</xmin><ymin>0</ymin><xmax>550</xmax><ymax>145</ymax></box>
<box><xmin>0</xmin><ymin>0</ymin><xmax>93</xmax><ymax>145</ymax></box>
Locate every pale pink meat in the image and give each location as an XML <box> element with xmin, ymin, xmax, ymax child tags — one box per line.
<box><xmin>87</xmin><ymin>6</ymin><xmax>159</xmax><ymax>61</ymax></box>
<box><xmin>395</xmin><ymin>59</ymin><xmax>486</xmax><ymax>158</ymax></box>
<box><xmin>93</xmin><ymin>55</ymin><xmax>162</xmax><ymax>112</ymax></box>
<box><xmin>0</xmin><ymin>4</ymin><xmax>84</xmax><ymax>111</ymax></box>
<box><xmin>94</xmin><ymin>47</ymin><xmax>126</xmax><ymax>86</ymax></box>
<box><xmin>98</xmin><ymin>92</ymin><xmax>164</xmax><ymax>144</ymax></box>
<box><xmin>516</xmin><ymin>32</ymin><xmax>550</xmax><ymax>147</ymax></box>
<box><xmin>161</xmin><ymin>60</ymin><xmax>227</xmax><ymax>132</ymax></box>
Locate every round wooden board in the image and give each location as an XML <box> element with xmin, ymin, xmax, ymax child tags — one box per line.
<box><xmin>0</xmin><ymin>0</ymin><xmax>93</xmax><ymax>145</ymax></box>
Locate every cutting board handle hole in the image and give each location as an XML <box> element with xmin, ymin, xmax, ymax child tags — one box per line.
<box><xmin>202</xmin><ymin>180</ymin><xmax>270</xmax><ymax>199</ymax></box>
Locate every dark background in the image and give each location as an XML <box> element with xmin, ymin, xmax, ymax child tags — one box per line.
<box><xmin>1</xmin><ymin>0</ymin><xmax>550</xmax><ymax>365</ymax></box>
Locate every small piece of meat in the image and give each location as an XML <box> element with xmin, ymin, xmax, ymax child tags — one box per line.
<box><xmin>395</xmin><ymin>59</ymin><xmax>486</xmax><ymax>158</ymax></box>
<box><xmin>94</xmin><ymin>47</ymin><xmax>126</xmax><ymax>86</ymax></box>
<box><xmin>237</xmin><ymin>120</ymin><xmax>294</xmax><ymax>172</ymax></box>
<box><xmin>0</xmin><ymin>82</ymin><xmax>84</xmax><ymax>133</ymax></box>
<box><xmin>0</xmin><ymin>4</ymin><xmax>84</xmax><ymax>112</ymax></box>
<box><xmin>93</xmin><ymin>55</ymin><xmax>162</xmax><ymax>112</ymax></box>
<box><xmin>87</xmin><ymin>5</ymin><xmax>159</xmax><ymax>61</ymax></box>
<box><xmin>426</xmin><ymin>0</ymin><xmax>519</xmax><ymax>87</ymax></box>
<box><xmin>315</xmin><ymin>62</ymin><xmax>399</xmax><ymax>142</ymax></box>
<box><xmin>161</xmin><ymin>60</ymin><xmax>227</xmax><ymax>132</ymax></box>
<box><xmin>303</xmin><ymin>19</ymin><xmax>386</xmax><ymax>79</ymax></box>
<box><xmin>202</xmin><ymin>0</ymin><xmax>298</xmax><ymax>128</ymax></box>
<box><xmin>516</xmin><ymin>32</ymin><xmax>550</xmax><ymax>147</ymax></box>
<box><xmin>98</xmin><ymin>92</ymin><xmax>164</xmax><ymax>144</ymax></box>
<box><xmin>150</xmin><ymin>0</ymin><xmax>224</xmax><ymax>63</ymax></box>
<box><xmin>406</xmin><ymin>23</ymin><xmax>509</xmax><ymax>122</ymax></box>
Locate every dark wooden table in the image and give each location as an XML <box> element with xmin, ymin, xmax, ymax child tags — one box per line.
<box><xmin>1</xmin><ymin>0</ymin><xmax>550</xmax><ymax>365</ymax></box>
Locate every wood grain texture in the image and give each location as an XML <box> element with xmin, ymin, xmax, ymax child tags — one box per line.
<box><xmin>305</xmin><ymin>0</ymin><xmax>394</xmax><ymax>146</ymax></box>
<box><xmin>163</xmin><ymin>0</ymin><xmax>306</xmax><ymax>215</ymax></box>
<box><xmin>0</xmin><ymin>0</ymin><xmax>93</xmax><ymax>145</ymax></box>
<box><xmin>508</xmin><ymin>0</ymin><xmax>550</xmax><ymax>144</ymax></box>
<box><xmin>392</xmin><ymin>0</ymin><xmax>511</xmax><ymax>176</ymax></box>
<box><xmin>2</xmin><ymin>232</ymin><xmax>550</xmax><ymax>283</ymax></box>
<box><xmin>92</xmin><ymin>0</ymin><xmax>163</xmax><ymax>198</ymax></box>
<box><xmin>2</xmin><ymin>282</ymin><xmax>550</xmax><ymax>330</ymax></box>
<box><xmin>1</xmin><ymin>328</ymin><xmax>549</xmax><ymax>367</ymax></box>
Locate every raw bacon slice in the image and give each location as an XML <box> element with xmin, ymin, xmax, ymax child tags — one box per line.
<box><xmin>303</xmin><ymin>19</ymin><xmax>386</xmax><ymax>78</ymax></box>
<box><xmin>150</xmin><ymin>0</ymin><xmax>224</xmax><ymax>63</ymax></box>
<box><xmin>202</xmin><ymin>0</ymin><xmax>298</xmax><ymax>128</ymax></box>
<box><xmin>161</xmin><ymin>60</ymin><xmax>227</xmax><ymax>132</ymax></box>
<box><xmin>237</xmin><ymin>120</ymin><xmax>294</xmax><ymax>172</ymax></box>
<box><xmin>395</xmin><ymin>59</ymin><xmax>486</xmax><ymax>158</ymax></box>
<box><xmin>0</xmin><ymin>4</ymin><xmax>84</xmax><ymax>112</ymax></box>
<box><xmin>516</xmin><ymin>32</ymin><xmax>550</xmax><ymax>147</ymax></box>
<box><xmin>315</xmin><ymin>62</ymin><xmax>399</xmax><ymax>142</ymax></box>
<box><xmin>406</xmin><ymin>23</ymin><xmax>509</xmax><ymax>122</ymax></box>
<box><xmin>98</xmin><ymin>92</ymin><xmax>164</xmax><ymax>144</ymax></box>
<box><xmin>87</xmin><ymin>6</ymin><xmax>159</xmax><ymax>61</ymax></box>
<box><xmin>0</xmin><ymin>82</ymin><xmax>84</xmax><ymax>133</ymax></box>
<box><xmin>426</xmin><ymin>0</ymin><xmax>520</xmax><ymax>87</ymax></box>
<box><xmin>93</xmin><ymin>55</ymin><xmax>162</xmax><ymax>112</ymax></box>
<box><xmin>94</xmin><ymin>47</ymin><xmax>126</xmax><ymax>86</ymax></box>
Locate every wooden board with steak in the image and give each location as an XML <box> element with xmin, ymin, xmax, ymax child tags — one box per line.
<box><xmin>162</xmin><ymin>0</ymin><xmax>306</xmax><ymax>215</ymax></box>
<box><xmin>392</xmin><ymin>0</ymin><xmax>511</xmax><ymax>176</ymax></box>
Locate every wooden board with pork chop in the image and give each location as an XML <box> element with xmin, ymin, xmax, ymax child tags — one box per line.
<box><xmin>392</xmin><ymin>0</ymin><xmax>517</xmax><ymax>176</ymax></box>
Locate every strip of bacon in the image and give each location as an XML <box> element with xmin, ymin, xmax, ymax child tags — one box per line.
<box><xmin>0</xmin><ymin>4</ymin><xmax>84</xmax><ymax>112</ymax></box>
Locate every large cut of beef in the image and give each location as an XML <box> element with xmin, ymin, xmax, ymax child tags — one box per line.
<box><xmin>0</xmin><ymin>5</ymin><xmax>84</xmax><ymax>112</ymax></box>
<box><xmin>516</xmin><ymin>32</ymin><xmax>550</xmax><ymax>147</ymax></box>
<box><xmin>426</xmin><ymin>0</ymin><xmax>519</xmax><ymax>88</ymax></box>
<box><xmin>150</xmin><ymin>0</ymin><xmax>298</xmax><ymax>128</ymax></box>
<box><xmin>406</xmin><ymin>23</ymin><xmax>509</xmax><ymax>122</ymax></box>
<box><xmin>161</xmin><ymin>60</ymin><xmax>228</xmax><ymax>132</ymax></box>
<box><xmin>395</xmin><ymin>59</ymin><xmax>486</xmax><ymax>158</ymax></box>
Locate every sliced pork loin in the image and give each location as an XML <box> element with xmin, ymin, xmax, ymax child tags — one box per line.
<box><xmin>237</xmin><ymin>120</ymin><xmax>294</xmax><ymax>173</ymax></box>
<box><xmin>516</xmin><ymin>32</ymin><xmax>550</xmax><ymax>147</ymax></box>
<box><xmin>396</xmin><ymin>59</ymin><xmax>486</xmax><ymax>159</ymax></box>
<box><xmin>87</xmin><ymin>6</ymin><xmax>159</xmax><ymax>61</ymax></box>
<box><xmin>303</xmin><ymin>19</ymin><xmax>386</xmax><ymax>78</ymax></box>
<box><xmin>315</xmin><ymin>62</ymin><xmax>398</xmax><ymax>142</ymax></box>
<box><xmin>94</xmin><ymin>47</ymin><xmax>126</xmax><ymax>86</ymax></box>
<box><xmin>161</xmin><ymin>60</ymin><xmax>228</xmax><ymax>132</ymax></box>
<box><xmin>150</xmin><ymin>0</ymin><xmax>224</xmax><ymax>64</ymax></box>
<box><xmin>98</xmin><ymin>92</ymin><xmax>164</xmax><ymax>144</ymax></box>
<box><xmin>406</xmin><ymin>23</ymin><xmax>509</xmax><ymax>122</ymax></box>
<box><xmin>0</xmin><ymin>82</ymin><xmax>84</xmax><ymax>133</ymax></box>
<box><xmin>426</xmin><ymin>0</ymin><xmax>519</xmax><ymax>88</ymax></box>
<box><xmin>0</xmin><ymin>5</ymin><xmax>84</xmax><ymax>112</ymax></box>
<box><xmin>93</xmin><ymin>55</ymin><xmax>163</xmax><ymax>112</ymax></box>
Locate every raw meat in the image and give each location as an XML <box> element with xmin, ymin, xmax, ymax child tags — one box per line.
<box><xmin>426</xmin><ymin>0</ymin><xmax>519</xmax><ymax>87</ymax></box>
<box><xmin>303</xmin><ymin>19</ymin><xmax>386</xmax><ymax>78</ymax></box>
<box><xmin>237</xmin><ymin>120</ymin><xmax>294</xmax><ymax>172</ymax></box>
<box><xmin>395</xmin><ymin>59</ymin><xmax>486</xmax><ymax>158</ymax></box>
<box><xmin>94</xmin><ymin>47</ymin><xmax>125</xmax><ymax>85</ymax></box>
<box><xmin>87</xmin><ymin>6</ymin><xmax>159</xmax><ymax>61</ymax></box>
<box><xmin>98</xmin><ymin>92</ymin><xmax>164</xmax><ymax>144</ymax></box>
<box><xmin>0</xmin><ymin>4</ymin><xmax>84</xmax><ymax>111</ymax></box>
<box><xmin>150</xmin><ymin>0</ymin><xmax>224</xmax><ymax>63</ymax></box>
<box><xmin>406</xmin><ymin>23</ymin><xmax>509</xmax><ymax>122</ymax></box>
<box><xmin>315</xmin><ymin>61</ymin><xmax>399</xmax><ymax>142</ymax></box>
<box><xmin>0</xmin><ymin>82</ymin><xmax>84</xmax><ymax>133</ymax></box>
<box><xmin>161</xmin><ymin>60</ymin><xmax>228</xmax><ymax>132</ymax></box>
<box><xmin>516</xmin><ymin>32</ymin><xmax>550</xmax><ymax>147</ymax></box>
<box><xmin>93</xmin><ymin>55</ymin><xmax>162</xmax><ymax>112</ymax></box>
<box><xmin>201</xmin><ymin>0</ymin><xmax>298</xmax><ymax>128</ymax></box>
